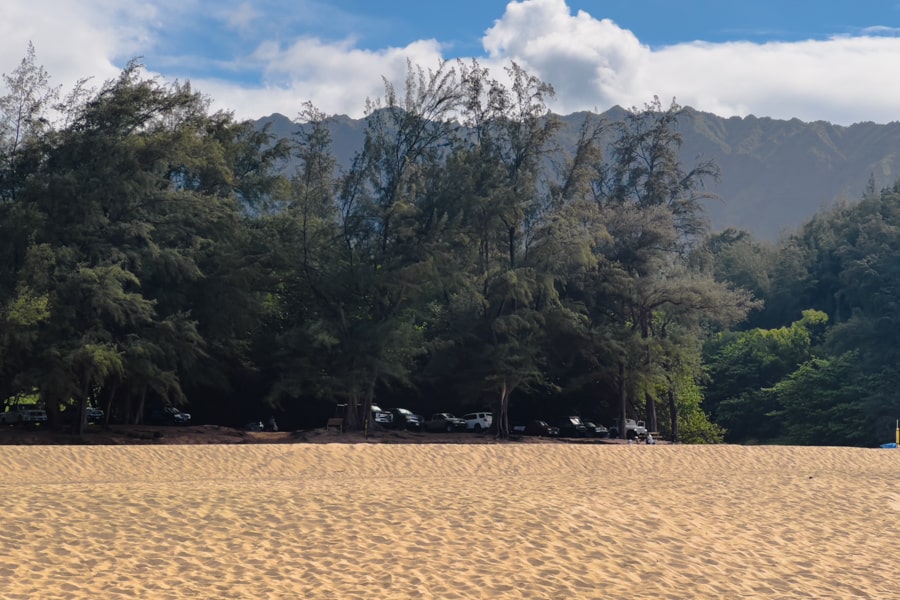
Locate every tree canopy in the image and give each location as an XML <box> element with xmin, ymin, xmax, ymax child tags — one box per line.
<box><xmin>3</xmin><ymin>48</ymin><xmax>899</xmax><ymax>446</ymax></box>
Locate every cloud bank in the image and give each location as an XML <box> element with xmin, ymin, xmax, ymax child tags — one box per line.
<box><xmin>3</xmin><ymin>0</ymin><xmax>899</xmax><ymax>125</ymax></box>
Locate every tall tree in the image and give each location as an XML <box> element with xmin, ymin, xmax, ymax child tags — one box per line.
<box><xmin>589</xmin><ymin>98</ymin><xmax>732</xmax><ymax>439</ymax></box>
<box><xmin>6</xmin><ymin>60</ymin><xmax>273</xmax><ymax>427</ymax></box>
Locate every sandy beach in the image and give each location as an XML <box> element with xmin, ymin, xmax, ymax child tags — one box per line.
<box><xmin>0</xmin><ymin>441</ymin><xmax>897</xmax><ymax>599</ymax></box>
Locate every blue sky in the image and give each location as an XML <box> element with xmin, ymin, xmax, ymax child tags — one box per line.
<box><xmin>3</xmin><ymin>0</ymin><xmax>900</xmax><ymax>124</ymax></box>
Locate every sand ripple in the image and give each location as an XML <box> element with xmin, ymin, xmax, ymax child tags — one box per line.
<box><xmin>0</xmin><ymin>444</ymin><xmax>897</xmax><ymax>598</ymax></box>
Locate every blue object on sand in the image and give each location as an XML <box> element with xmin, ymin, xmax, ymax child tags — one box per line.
<box><xmin>880</xmin><ymin>443</ymin><xmax>897</xmax><ymax>448</ymax></box>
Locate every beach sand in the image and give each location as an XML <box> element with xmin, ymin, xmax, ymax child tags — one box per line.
<box><xmin>0</xmin><ymin>441</ymin><xmax>897</xmax><ymax>599</ymax></box>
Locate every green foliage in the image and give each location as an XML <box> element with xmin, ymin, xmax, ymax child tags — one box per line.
<box><xmin>703</xmin><ymin>310</ymin><xmax>827</xmax><ymax>442</ymax></box>
<box><xmin>669</xmin><ymin>375</ymin><xmax>725</xmax><ymax>444</ymax></box>
<box><xmin>6</xmin><ymin>49</ymin><xmax>897</xmax><ymax>445</ymax></box>
<box><xmin>770</xmin><ymin>353</ymin><xmax>867</xmax><ymax>446</ymax></box>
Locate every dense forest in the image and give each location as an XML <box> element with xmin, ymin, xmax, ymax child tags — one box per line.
<box><xmin>1</xmin><ymin>48</ymin><xmax>899</xmax><ymax>445</ymax></box>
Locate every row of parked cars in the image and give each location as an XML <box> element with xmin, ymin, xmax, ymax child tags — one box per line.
<box><xmin>0</xmin><ymin>404</ymin><xmax>193</xmax><ymax>427</ymax></box>
<box><xmin>0</xmin><ymin>405</ymin><xmax>106</xmax><ymax>426</ymax></box>
<box><xmin>364</xmin><ymin>406</ymin><xmax>648</xmax><ymax>440</ymax></box>
<box><xmin>370</xmin><ymin>406</ymin><xmax>494</xmax><ymax>433</ymax></box>
<box><xmin>513</xmin><ymin>416</ymin><xmax>610</xmax><ymax>438</ymax></box>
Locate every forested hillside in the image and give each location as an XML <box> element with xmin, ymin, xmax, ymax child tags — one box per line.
<box><xmin>2</xmin><ymin>52</ymin><xmax>900</xmax><ymax>445</ymax></box>
<box><xmin>258</xmin><ymin>106</ymin><xmax>900</xmax><ymax>242</ymax></box>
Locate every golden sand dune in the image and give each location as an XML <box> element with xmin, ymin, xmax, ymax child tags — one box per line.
<box><xmin>0</xmin><ymin>443</ymin><xmax>897</xmax><ymax>599</ymax></box>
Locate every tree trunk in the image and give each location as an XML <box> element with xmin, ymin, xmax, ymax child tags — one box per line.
<box><xmin>667</xmin><ymin>388</ymin><xmax>679</xmax><ymax>443</ymax></box>
<box><xmin>497</xmin><ymin>381</ymin><xmax>510</xmax><ymax>439</ymax></box>
<box><xmin>646</xmin><ymin>392</ymin><xmax>658</xmax><ymax>434</ymax></box>
<box><xmin>135</xmin><ymin>387</ymin><xmax>147</xmax><ymax>424</ymax></box>
<box><xmin>123</xmin><ymin>393</ymin><xmax>131</xmax><ymax>425</ymax></box>
<box><xmin>45</xmin><ymin>394</ymin><xmax>61</xmax><ymax>430</ymax></box>
<box><xmin>102</xmin><ymin>382</ymin><xmax>117</xmax><ymax>427</ymax></box>
<box><xmin>75</xmin><ymin>384</ymin><xmax>88</xmax><ymax>436</ymax></box>
<box><xmin>617</xmin><ymin>361</ymin><xmax>627</xmax><ymax>439</ymax></box>
<box><xmin>347</xmin><ymin>391</ymin><xmax>361</xmax><ymax>430</ymax></box>
<box><xmin>351</xmin><ymin>371</ymin><xmax>378</xmax><ymax>432</ymax></box>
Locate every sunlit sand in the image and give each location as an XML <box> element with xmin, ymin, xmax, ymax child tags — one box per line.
<box><xmin>0</xmin><ymin>443</ymin><xmax>896</xmax><ymax>598</ymax></box>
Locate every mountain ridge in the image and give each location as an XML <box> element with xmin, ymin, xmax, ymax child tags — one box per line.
<box><xmin>255</xmin><ymin>107</ymin><xmax>900</xmax><ymax>241</ymax></box>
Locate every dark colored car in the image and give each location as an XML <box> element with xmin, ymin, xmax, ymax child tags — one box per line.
<box><xmin>148</xmin><ymin>406</ymin><xmax>192</xmax><ymax>425</ymax></box>
<box><xmin>523</xmin><ymin>420</ymin><xmax>560</xmax><ymax>437</ymax></box>
<box><xmin>424</xmin><ymin>413</ymin><xmax>467</xmax><ymax>432</ymax></box>
<box><xmin>552</xmin><ymin>416</ymin><xmax>588</xmax><ymax>438</ymax></box>
<box><xmin>582</xmin><ymin>421</ymin><xmax>609</xmax><ymax>438</ymax></box>
<box><xmin>385</xmin><ymin>408</ymin><xmax>424</xmax><ymax>431</ymax></box>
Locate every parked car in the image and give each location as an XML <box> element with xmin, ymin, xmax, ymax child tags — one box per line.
<box><xmin>523</xmin><ymin>420</ymin><xmax>560</xmax><ymax>437</ymax></box>
<box><xmin>148</xmin><ymin>406</ymin><xmax>192</xmax><ymax>425</ymax></box>
<box><xmin>385</xmin><ymin>408</ymin><xmax>423</xmax><ymax>431</ymax></box>
<box><xmin>582</xmin><ymin>421</ymin><xmax>609</xmax><ymax>438</ymax></box>
<box><xmin>424</xmin><ymin>413</ymin><xmax>467</xmax><ymax>433</ymax></box>
<box><xmin>85</xmin><ymin>407</ymin><xmax>104</xmax><ymax>423</ymax></box>
<box><xmin>0</xmin><ymin>406</ymin><xmax>48</xmax><ymax>426</ymax></box>
<box><xmin>370</xmin><ymin>404</ymin><xmax>393</xmax><ymax>426</ymax></box>
<box><xmin>462</xmin><ymin>412</ymin><xmax>493</xmax><ymax>432</ymax></box>
<box><xmin>552</xmin><ymin>416</ymin><xmax>588</xmax><ymax>438</ymax></box>
<box><xmin>608</xmin><ymin>418</ymin><xmax>648</xmax><ymax>440</ymax></box>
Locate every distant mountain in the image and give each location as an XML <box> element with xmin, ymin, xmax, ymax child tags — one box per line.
<box><xmin>256</xmin><ymin>108</ymin><xmax>900</xmax><ymax>242</ymax></box>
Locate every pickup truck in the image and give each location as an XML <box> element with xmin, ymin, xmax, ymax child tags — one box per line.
<box><xmin>0</xmin><ymin>406</ymin><xmax>48</xmax><ymax>426</ymax></box>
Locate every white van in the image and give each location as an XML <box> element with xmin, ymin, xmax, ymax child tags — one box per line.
<box><xmin>462</xmin><ymin>412</ymin><xmax>493</xmax><ymax>432</ymax></box>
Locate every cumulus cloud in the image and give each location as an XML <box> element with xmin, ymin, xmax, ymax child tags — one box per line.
<box><xmin>0</xmin><ymin>0</ymin><xmax>148</xmax><ymax>91</ymax></box>
<box><xmin>2</xmin><ymin>0</ymin><xmax>900</xmax><ymax>125</ymax></box>
<box><xmin>482</xmin><ymin>0</ymin><xmax>900</xmax><ymax>124</ymax></box>
<box><xmin>198</xmin><ymin>37</ymin><xmax>446</xmax><ymax>118</ymax></box>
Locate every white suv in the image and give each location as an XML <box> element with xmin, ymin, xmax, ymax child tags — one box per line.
<box><xmin>370</xmin><ymin>404</ymin><xmax>392</xmax><ymax>425</ymax></box>
<box><xmin>462</xmin><ymin>412</ymin><xmax>493</xmax><ymax>432</ymax></box>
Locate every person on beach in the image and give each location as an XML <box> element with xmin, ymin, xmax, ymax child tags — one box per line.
<box><xmin>268</xmin><ymin>416</ymin><xmax>278</xmax><ymax>432</ymax></box>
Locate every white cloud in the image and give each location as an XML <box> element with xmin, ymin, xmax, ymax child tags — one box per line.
<box><xmin>224</xmin><ymin>3</ymin><xmax>263</xmax><ymax>34</ymax></box>
<box><xmin>2</xmin><ymin>0</ymin><xmax>900</xmax><ymax>125</ymax></box>
<box><xmin>481</xmin><ymin>0</ymin><xmax>900</xmax><ymax>125</ymax></box>
<box><xmin>198</xmin><ymin>37</ymin><xmax>447</xmax><ymax>119</ymax></box>
<box><xmin>860</xmin><ymin>25</ymin><xmax>900</xmax><ymax>35</ymax></box>
<box><xmin>0</xmin><ymin>1</ymin><xmax>140</xmax><ymax>90</ymax></box>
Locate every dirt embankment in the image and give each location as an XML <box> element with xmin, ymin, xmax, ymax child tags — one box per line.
<box><xmin>0</xmin><ymin>423</ymin><xmax>635</xmax><ymax>445</ymax></box>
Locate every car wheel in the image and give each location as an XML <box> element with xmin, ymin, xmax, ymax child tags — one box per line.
<box><xmin>474</xmin><ymin>424</ymin><xmax>482</xmax><ymax>432</ymax></box>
